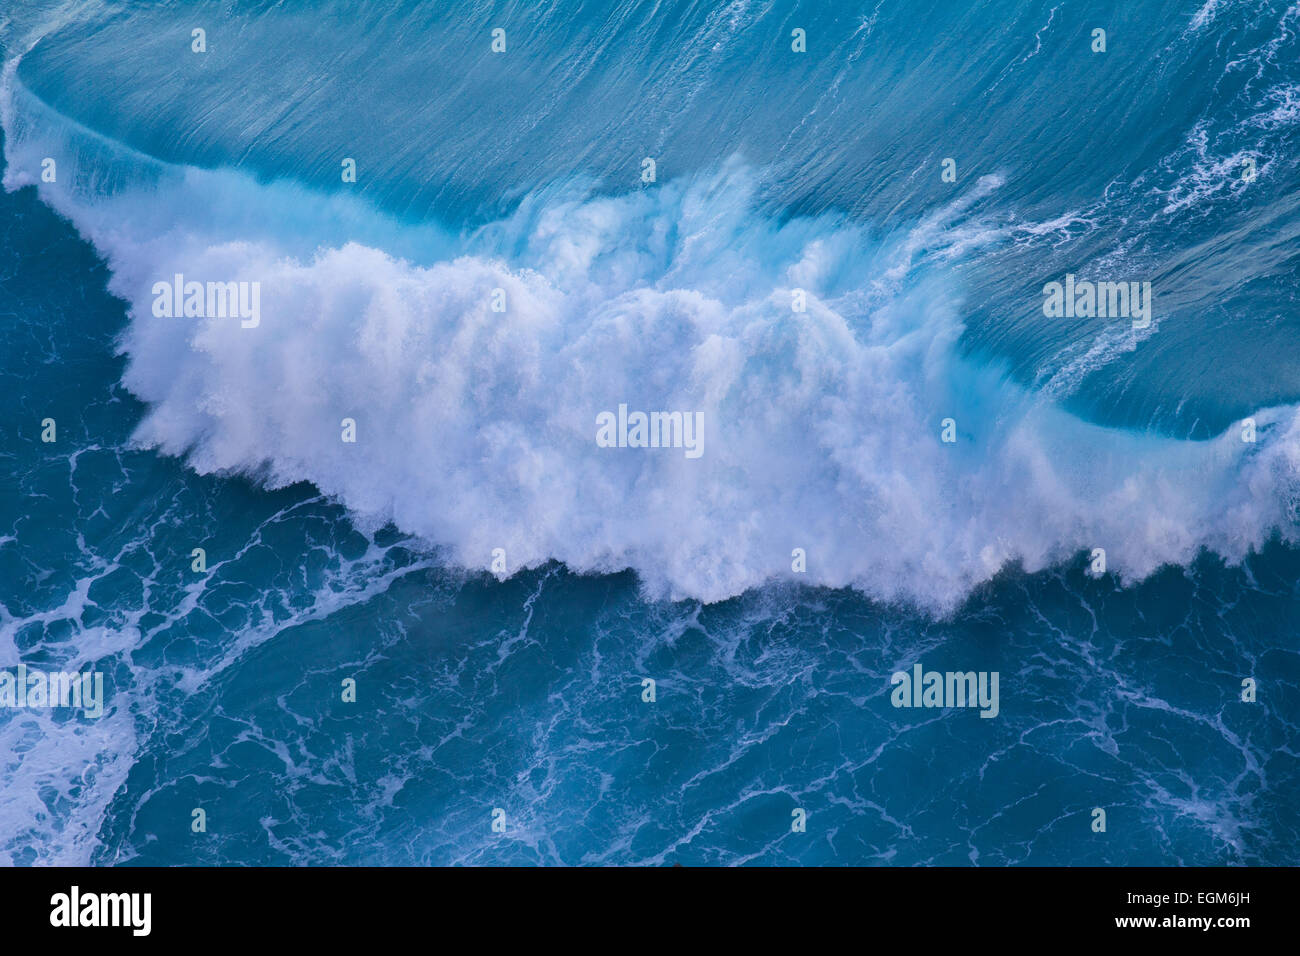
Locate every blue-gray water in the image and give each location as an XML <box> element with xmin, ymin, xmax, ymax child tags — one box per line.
<box><xmin>0</xmin><ymin>0</ymin><xmax>1297</xmax><ymax>865</ymax></box>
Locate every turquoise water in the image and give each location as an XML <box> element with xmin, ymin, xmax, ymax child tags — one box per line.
<box><xmin>1</xmin><ymin>0</ymin><xmax>1298</xmax><ymax>865</ymax></box>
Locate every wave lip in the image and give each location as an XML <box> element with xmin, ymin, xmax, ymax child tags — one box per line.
<box><xmin>4</xmin><ymin>66</ymin><xmax>1300</xmax><ymax>612</ymax></box>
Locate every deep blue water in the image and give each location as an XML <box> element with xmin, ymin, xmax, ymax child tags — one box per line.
<box><xmin>1</xmin><ymin>0</ymin><xmax>1298</xmax><ymax>865</ymax></box>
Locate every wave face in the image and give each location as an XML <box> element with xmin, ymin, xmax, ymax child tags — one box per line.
<box><xmin>14</xmin><ymin>0</ymin><xmax>1300</xmax><ymax>431</ymax></box>
<box><xmin>6</xmin><ymin>1</ymin><xmax>1300</xmax><ymax>608</ymax></box>
<box><xmin>1</xmin><ymin>1</ymin><xmax>1299</xmax><ymax>866</ymax></box>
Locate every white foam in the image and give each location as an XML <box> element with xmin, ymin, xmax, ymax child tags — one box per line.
<box><xmin>0</xmin><ymin>701</ymin><xmax>137</xmax><ymax>865</ymax></box>
<box><xmin>5</xmin><ymin>73</ymin><xmax>1299</xmax><ymax>613</ymax></box>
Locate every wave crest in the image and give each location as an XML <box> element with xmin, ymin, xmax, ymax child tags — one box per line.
<box><xmin>5</xmin><ymin>72</ymin><xmax>1299</xmax><ymax>611</ymax></box>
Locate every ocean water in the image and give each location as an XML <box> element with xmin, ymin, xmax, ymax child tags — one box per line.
<box><xmin>0</xmin><ymin>0</ymin><xmax>1297</xmax><ymax>865</ymax></box>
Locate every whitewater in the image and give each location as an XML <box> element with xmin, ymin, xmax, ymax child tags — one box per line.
<box><xmin>1</xmin><ymin>0</ymin><xmax>1297</xmax><ymax>868</ymax></box>
<box><xmin>4</xmin><ymin>64</ymin><xmax>1299</xmax><ymax>609</ymax></box>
